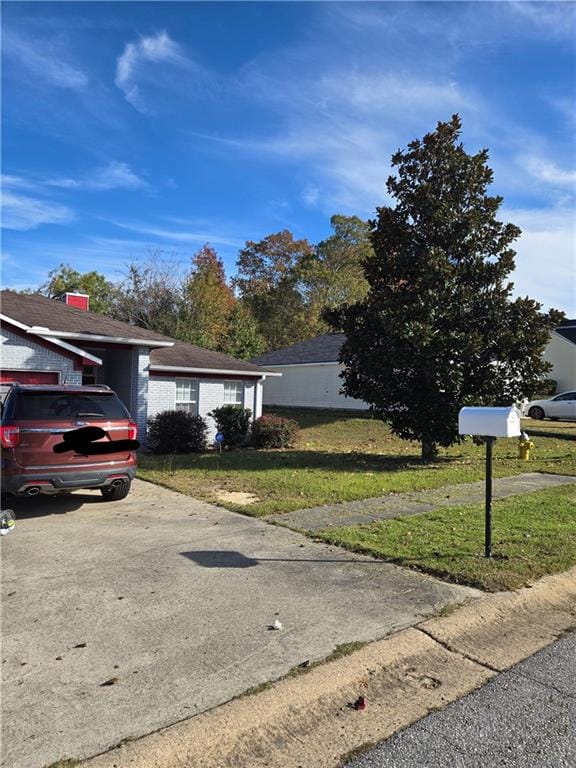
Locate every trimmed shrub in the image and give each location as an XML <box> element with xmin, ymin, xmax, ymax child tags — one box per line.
<box><xmin>147</xmin><ymin>410</ymin><xmax>208</xmax><ymax>454</ymax></box>
<box><xmin>209</xmin><ymin>405</ymin><xmax>252</xmax><ymax>448</ymax></box>
<box><xmin>251</xmin><ymin>414</ymin><xmax>299</xmax><ymax>449</ymax></box>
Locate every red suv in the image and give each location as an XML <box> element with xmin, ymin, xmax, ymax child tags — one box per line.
<box><xmin>1</xmin><ymin>384</ymin><xmax>137</xmax><ymax>501</ymax></box>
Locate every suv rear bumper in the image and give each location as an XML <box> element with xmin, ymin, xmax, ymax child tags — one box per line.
<box><xmin>2</xmin><ymin>468</ymin><xmax>136</xmax><ymax>495</ymax></box>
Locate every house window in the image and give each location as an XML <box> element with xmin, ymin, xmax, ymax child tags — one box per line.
<box><xmin>175</xmin><ymin>379</ymin><xmax>198</xmax><ymax>414</ymax></box>
<box><xmin>224</xmin><ymin>381</ymin><xmax>244</xmax><ymax>405</ymax></box>
<box><xmin>82</xmin><ymin>365</ymin><xmax>97</xmax><ymax>385</ymax></box>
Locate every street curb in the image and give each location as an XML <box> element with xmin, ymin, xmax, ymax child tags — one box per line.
<box><xmin>82</xmin><ymin>566</ymin><xmax>576</xmax><ymax>768</ymax></box>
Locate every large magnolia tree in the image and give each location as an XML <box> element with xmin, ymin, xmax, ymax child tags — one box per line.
<box><xmin>326</xmin><ymin>115</ymin><xmax>562</xmax><ymax>461</ymax></box>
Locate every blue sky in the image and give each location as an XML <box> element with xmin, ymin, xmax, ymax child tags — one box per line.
<box><xmin>2</xmin><ymin>1</ymin><xmax>575</xmax><ymax>314</ymax></box>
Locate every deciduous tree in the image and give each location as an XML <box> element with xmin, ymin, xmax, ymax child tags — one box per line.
<box><xmin>180</xmin><ymin>245</ymin><xmax>235</xmax><ymax>349</ymax></box>
<box><xmin>38</xmin><ymin>264</ymin><xmax>119</xmax><ymax>315</ymax></box>
<box><xmin>301</xmin><ymin>214</ymin><xmax>371</xmax><ymax>334</ymax></box>
<box><xmin>235</xmin><ymin>230</ymin><xmax>314</xmax><ymax>351</ymax></box>
<box><xmin>113</xmin><ymin>253</ymin><xmax>183</xmax><ymax>337</ymax></box>
<box><xmin>221</xmin><ymin>301</ymin><xmax>266</xmax><ymax>360</ymax></box>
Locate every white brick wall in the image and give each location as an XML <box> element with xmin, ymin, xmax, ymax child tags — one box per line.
<box><xmin>148</xmin><ymin>376</ymin><xmax>263</xmax><ymax>441</ymax></box>
<box><xmin>131</xmin><ymin>348</ymin><xmax>150</xmax><ymax>442</ymax></box>
<box><xmin>0</xmin><ymin>327</ymin><xmax>82</xmax><ymax>385</ymax></box>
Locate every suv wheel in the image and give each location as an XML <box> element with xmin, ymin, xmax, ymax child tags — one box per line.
<box><xmin>100</xmin><ymin>479</ymin><xmax>131</xmax><ymax>502</ymax></box>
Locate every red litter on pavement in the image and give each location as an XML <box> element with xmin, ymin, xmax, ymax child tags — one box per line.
<box><xmin>354</xmin><ymin>695</ymin><xmax>367</xmax><ymax>711</ymax></box>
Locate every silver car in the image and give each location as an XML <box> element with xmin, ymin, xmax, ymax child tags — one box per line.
<box><xmin>525</xmin><ymin>391</ymin><xmax>576</xmax><ymax>421</ymax></box>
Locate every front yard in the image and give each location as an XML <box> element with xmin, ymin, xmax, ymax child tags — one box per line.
<box><xmin>138</xmin><ymin>408</ymin><xmax>576</xmax><ymax>517</ymax></box>
<box><xmin>315</xmin><ymin>484</ymin><xmax>576</xmax><ymax>592</ymax></box>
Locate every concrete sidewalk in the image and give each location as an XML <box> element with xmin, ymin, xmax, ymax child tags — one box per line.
<box><xmin>1</xmin><ymin>480</ymin><xmax>476</xmax><ymax>768</ymax></box>
<box><xmin>266</xmin><ymin>472</ymin><xmax>576</xmax><ymax>531</ymax></box>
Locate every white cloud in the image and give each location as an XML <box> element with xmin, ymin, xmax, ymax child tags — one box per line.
<box><xmin>115</xmin><ymin>31</ymin><xmax>189</xmax><ymax>111</ymax></box>
<box><xmin>3</xmin><ymin>30</ymin><xmax>88</xmax><ymax>90</ymax></box>
<box><xmin>46</xmin><ymin>161</ymin><xmax>148</xmax><ymax>191</ymax></box>
<box><xmin>523</xmin><ymin>156</ymin><xmax>576</xmax><ymax>187</ymax></box>
<box><xmin>213</xmin><ymin>69</ymin><xmax>475</xmax><ymax>213</ymax></box>
<box><xmin>1</xmin><ymin>191</ymin><xmax>74</xmax><ymax>231</ymax></box>
<box><xmin>108</xmin><ymin>219</ymin><xmax>243</xmax><ymax>248</ymax></box>
<box><xmin>302</xmin><ymin>185</ymin><xmax>320</xmax><ymax>207</ymax></box>
<box><xmin>505</xmin><ymin>207</ymin><xmax>576</xmax><ymax>316</ymax></box>
<box><xmin>509</xmin><ymin>1</ymin><xmax>576</xmax><ymax>40</ymax></box>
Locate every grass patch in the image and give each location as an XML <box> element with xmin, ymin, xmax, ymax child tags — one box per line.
<box><xmin>314</xmin><ymin>485</ymin><xmax>576</xmax><ymax>592</ymax></box>
<box><xmin>138</xmin><ymin>410</ymin><xmax>576</xmax><ymax>517</ymax></box>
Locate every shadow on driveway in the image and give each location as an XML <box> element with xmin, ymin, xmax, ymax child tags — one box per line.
<box><xmin>1</xmin><ymin>492</ymin><xmax>106</xmax><ymax>519</ymax></box>
<box><xmin>180</xmin><ymin>550</ymin><xmax>390</xmax><ymax>568</ymax></box>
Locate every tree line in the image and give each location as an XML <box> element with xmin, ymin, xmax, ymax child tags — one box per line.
<box><xmin>30</xmin><ymin>115</ymin><xmax>562</xmax><ymax>459</ymax></box>
<box><xmin>34</xmin><ymin>214</ymin><xmax>372</xmax><ymax>359</ymax></box>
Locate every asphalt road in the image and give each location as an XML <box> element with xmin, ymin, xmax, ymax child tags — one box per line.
<box><xmin>346</xmin><ymin>631</ymin><xmax>576</xmax><ymax>768</ymax></box>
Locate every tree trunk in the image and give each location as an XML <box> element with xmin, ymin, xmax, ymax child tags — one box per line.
<box><xmin>421</xmin><ymin>440</ymin><xmax>438</xmax><ymax>462</ymax></box>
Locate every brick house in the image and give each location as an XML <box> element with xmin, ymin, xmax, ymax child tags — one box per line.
<box><xmin>0</xmin><ymin>290</ymin><xmax>277</xmax><ymax>441</ymax></box>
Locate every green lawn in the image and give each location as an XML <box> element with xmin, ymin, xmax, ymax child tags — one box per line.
<box><xmin>138</xmin><ymin>409</ymin><xmax>576</xmax><ymax>517</ymax></box>
<box><xmin>314</xmin><ymin>484</ymin><xmax>576</xmax><ymax>592</ymax></box>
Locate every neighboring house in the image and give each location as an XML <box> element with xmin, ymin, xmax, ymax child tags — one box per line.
<box><xmin>253</xmin><ymin>321</ymin><xmax>576</xmax><ymax>411</ymax></box>
<box><xmin>544</xmin><ymin>319</ymin><xmax>576</xmax><ymax>392</ymax></box>
<box><xmin>252</xmin><ymin>333</ymin><xmax>367</xmax><ymax>410</ymax></box>
<box><xmin>0</xmin><ymin>291</ymin><xmax>276</xmax><ymax>441</ymax></box>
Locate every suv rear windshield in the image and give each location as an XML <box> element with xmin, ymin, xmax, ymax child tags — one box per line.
<box><xmin>9</xmin><ymin>392</ymin><xmax>130</xmax><ymax>421</ymax></box>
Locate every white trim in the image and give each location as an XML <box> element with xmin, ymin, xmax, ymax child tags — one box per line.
<box><xmin>1</xmin><ymin>314</ymin><xmax>103</xmax><ymax>365</ymax></box>
<box><xmin>27</xmin><ymin>328</ymin><xmax>174</xmax><ymax>347</ymax></box>
<box><xmin>38</xmin><ymin>336</ymin><xmax>102</xmax><ymax>365</ymax></box>
<box><xmin>254</xmin><ymin>361</ymin><xmax>339</xmax><ymax>368</ymax></box>
<box><xmin>552</xmin><ymin>329</ymin><xmax>576</xmax><ymax>347</ymax></box>
<box><xmin>149</xmin><ymin>364</ymin><xmax>279</xmax><ymax>377</ymax></box>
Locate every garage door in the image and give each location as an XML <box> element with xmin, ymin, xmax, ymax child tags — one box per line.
<box><xmin>0</xmin><ymin>371</ymin><xmax>60</xmax><ymax>384</ymax></box>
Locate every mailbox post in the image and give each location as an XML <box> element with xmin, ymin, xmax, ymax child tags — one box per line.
<box><xmin>458</xmin><ymin>406</ymin><xmax>521</xmax><ymax>558</ymax></box>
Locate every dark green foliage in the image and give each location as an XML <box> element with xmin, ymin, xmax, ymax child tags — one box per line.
<box><xmin>221</xmin><ymin>302</ymin><xmax>266</xmax><ymax>360</ymax></box>
<box><xmin>536</xmin><ymin>379</ymin><xmax>558</xmax><ymax>397</ymax></box>
<box><xmin>251</xmin><ymin>414</ymin><xmax>299</xmax><ymax>448</ymax></box>
<box><xmin>326</xmin><ymin>115</ymin><xmax>563</xmax><ymax>461</ymax></box>
<box><xmin>235</xmin><ymin>230</ymin><xmax>314</xmax><ymax>351</ymax></box>
<box><xmin>210</xmin><ymin>405</ymin><xmax>252</xmax><ymax>448</ymax></box>
<box><xmin>147</xmin><ymin>410</ymin><xmax>207</xmax><ymax>454</ymax></box>
<box><xmin>37</xmin><ymin>264</ymin><xmax>119</xmax><ymax>316</ymax></box>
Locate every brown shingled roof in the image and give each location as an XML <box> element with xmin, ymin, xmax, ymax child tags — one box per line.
<box><xmin>150</xmin><ymin>341</ymin><xmax>266</xmax><ymax>374</ymax></box>
<box><xmin>1</xmin><ymin>290</ymin><xmax>172</xmax><ymax>343</ymax></box>
<box><xmin>1</xmin><ymin>290</ymin><xmax>269</xmax><ymax>375</ymax></box>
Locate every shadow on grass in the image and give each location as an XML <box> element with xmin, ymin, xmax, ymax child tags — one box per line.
<box><xmin>140</xmin><ymin>450</ymin><xmax>461</xmax><ymax>475</ymax></box>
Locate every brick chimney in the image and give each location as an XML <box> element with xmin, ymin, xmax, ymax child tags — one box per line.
<box><xmin>56</xmin><ymin>292</ymin><xmax>90</xmax><ymax>311</ymax></box>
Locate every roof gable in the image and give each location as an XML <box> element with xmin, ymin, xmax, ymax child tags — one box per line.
<box><xmin>0</xmin><ymin>290</ymin><xmax>172</xmax><ymax>345</ymax></box>
<box><xmin>251</xmin><ymin>333</ymin><xmax>345</xmax><ymax>366</ymax></box>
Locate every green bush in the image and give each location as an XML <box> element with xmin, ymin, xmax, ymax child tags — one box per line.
<box><xmin>535</xmin><ymin>379</ymin><xmax>557</xmax><ymax>397</ymax></box>
<box><xmin>147</xmin><ymin>410</ymin><xmax>207</xmax><ymax>454</ymax></box>
<box><xmin>210</xmin><ymin>405</ymin><xmax>252</xmax><ymax>448</ymax></box>
<box><xmin>251</xmin><ymin>414</ymin><xmax>299</xmax><ymax>449</ymax></box>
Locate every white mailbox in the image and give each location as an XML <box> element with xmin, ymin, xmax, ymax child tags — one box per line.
<box><xmin>458</xmin><ymin>406</ymin><xmax>521</xmax><ymax>438</ymax></box>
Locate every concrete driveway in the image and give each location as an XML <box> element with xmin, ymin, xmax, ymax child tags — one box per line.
<box><xmin>1</xmin><ymin>480</ymin><xmax>478</xmax><ymax>768</ymax></box>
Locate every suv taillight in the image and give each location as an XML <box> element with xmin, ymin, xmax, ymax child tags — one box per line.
<box><xmin>0</xmin><ymin>426</ymin><xmax>20</xmax><ymax>448</ymax></box>
<box><xmin>128</xmin><ymin>422</ymin><xmax>138</xmax><ymax>440</ymax></box>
